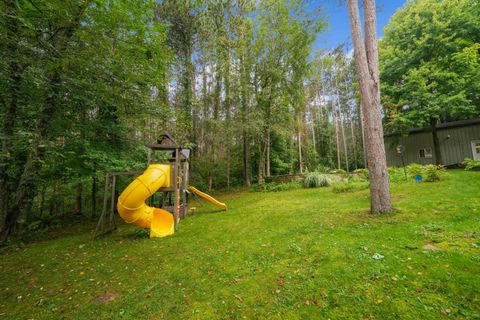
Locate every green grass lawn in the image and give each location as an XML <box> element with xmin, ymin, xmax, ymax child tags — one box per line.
<box><xmin>1</xmin><ymin>170</ymin><xmax>479</xmax><ymax>319</ymax></box>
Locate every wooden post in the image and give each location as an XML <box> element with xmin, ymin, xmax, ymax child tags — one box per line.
<box><xmin>110</xmin><ymin>175</ymin><xmax>116</xmax><ymax>229</ymax></box>
<box><xmin>92</xmin><ymin>173</ymin><xmax>110</xmax><ymax>239</ymax></box>
<box><xmin>174</xmin><ymin>148</ymin><xmax>180</xmax><ymax>225</ymax></box>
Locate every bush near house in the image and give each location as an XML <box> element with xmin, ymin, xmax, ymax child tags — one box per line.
<box><xmin>462</xmin><ymin>158</ymin><xmax>480</xmax><ymax>171</ymax></box>
<box><xmin>406</xmin><ymin>164</ymin><xmax>445</xmax><ymax>182</ymax></box>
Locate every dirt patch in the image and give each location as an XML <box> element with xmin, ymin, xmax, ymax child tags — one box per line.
<box><xmin>91</xmin><ymin>291</ymin><xmax>120</xmax><ymax>304</ymax></box>
<box><xmin>423</xmin><ymin>243</ymin><xmax>441</xmax><ymax>251</ymax></box>
<box><xmin>393</xmin><ymin>194</ymin><xmax>405</xmax><ymax>201</ymax></box>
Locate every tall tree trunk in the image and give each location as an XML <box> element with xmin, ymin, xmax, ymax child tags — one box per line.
<box><xmin>265</xmin><ymin>130</ymin><xmax>271</xmax><ymax>177</ymax></box>
<box><xmin>200</xmin><ymin>43</ymin><xmax>208</xmax><ymax>155</ymax></box>
<box><xmin>359</xmin><ymin>102</ymin><xmax>367</xmax><ymax>167</ymax></box>
<box><xmin>340</xmin><ymin>110</ymin><xmax>350</xmax><ymax>173</ymax></box>
<box><xmin>333</xmin><ymin>102</ymin><xmax>342</xmax><ymax>169</ymax></box>
<box><xmin>257</xmin><ymin>140</ymin><xmax>264</xmax><ymax>190</ymax></box>
<box><xmin>336</xmin><ymin>85</ymin><xmax>350</xmax><ymax>173</ymax></box>
<box><xmin>430</xmin><ymin>117</ymin><xmax>442</xmax><ymax>165</ymax></box>
<box><xmin>298</xmin><ymin>118</ymin><xmax>304</xmax><ymax>174</ymax></box>
<box><xmin>310</xmin><ymin>102</ymin><xmax>317</xmax><ymax>153</ymax></box>
<box><xmin>0</xmin><ymin>0</ymin><xmax>21</xmax><ymax>241</ymax></box>
<box><xmin>39</xmin><ymin>186</ymin><xmax>46</xmax><ymax>217</ymax></box>
<box><xmin>91</xmin><ymin>175</ymin><xmax>97</xmax><ymax>216</ymax></box>
<box><xmin>350</xmin><ymin>116</ymin><xmax>358</xmax><ymax>169</ymax></box>
<box><xmin>75</xmin><ymin>183</ymin><xmax>83</xmax><ymax>214</ymax></box>
<box><xmin>225</xmin><ymin>49</ymin><xmax>232</xmax><ymax>188</ymax></box>
<box><xmin>243</xmin><ymin>133</ymin><xmax>251</xmax><ymax>187</ymax></box>
<box><xmin>183</xmin><ymin>43</ymin><xmax>194</xmax><ymax>141</ymax></box>
<box><xmin>346</xmin><ymin>0</ymin><xmax>392</xmax><ymax>213</ymax></box>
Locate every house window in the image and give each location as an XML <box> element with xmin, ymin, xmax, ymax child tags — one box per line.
<box><xmin>419</xmin><ymin>148</ymin><xmax>433</xmax><ymax>158</ymax></box>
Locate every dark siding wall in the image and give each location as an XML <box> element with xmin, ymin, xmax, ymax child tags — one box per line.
<box><xmin>384</xmin><ymin>124</ymin><xmax>480</xmax><ymax>166</ymax></box>
<box><xmin>385</xmin><ymin>132</ymin><xmax>435</xmax><ymax>166</ymax></box>
<box><xmin>438</xmin><ymin>125</ymin><xmax>480</xmax><ymax>165</ymax></box>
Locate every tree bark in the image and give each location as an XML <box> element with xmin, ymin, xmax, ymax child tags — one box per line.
<box><xmin>91</xmin><ymin>176</ymin><xmax>97</xmax><ymax>216</ymax></box>
<box><xmin>340</xmin><ymin>111</ymin><xmax>350</xmax><ymax>173</ymax></box>
<box><xmin>311</xmin><ymin>107</ymin><xmax>317</xmax><ymax>153</ymax></box>
<box><xmin>225</xmin><ymin>47</ymin><xmax>232</xmax><ymax>188</ymax></box>
<box><xmin>336</xmin><ymin>86</ymin><xmax>350</xmax><ymax>173</ymax></box>
<box><xmin>243</xmin><ymin>133</ymin><xmax>251</xmax><ymax>187</ymax></box>
<box><xmin>75</xmin><ymin>183</ymin><xmax>83</xmax><ymax>214</ymax></box>
<box><xmin>359</xmin><ymin>102</ymin><xmax>367</xmax><ymax>167</ymax></box>
<box><xmin>298</xmin><ymin>118</ymin><xmax>304</xmax><ymax>174</ymax></box>
<box><xmin>430</xmin><ymin>117</ymin><xmax>442</xmax><ymax>165</ymax></box>
<box><xmin>265</xmin><ymin>130</ymin><xmax>271</xmax><ymax>177</ymax></box>
<box><xmin>350</xmin><ymin>116</ymin><xmax>358</xmax><ymax>169</ymax></box>
<box><xmin>346</xmin><ymin>0</ymin><xmax>392</xmax><ymax>213</ymax></box>
<box><xmin>257</xmin><ymin>140</ymin><xmax>264</xmax><ymax>189</ymax></box>
<box><xmin>333</xmin><ymin>101</ymin><xmax>342</xmax><ymax>169</ymax></box>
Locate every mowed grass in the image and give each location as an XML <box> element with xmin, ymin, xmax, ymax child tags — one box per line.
<box><xmin>1</xmin><ymin>170</ymin><xmax>479</xmax><ymax>319</ymax></box>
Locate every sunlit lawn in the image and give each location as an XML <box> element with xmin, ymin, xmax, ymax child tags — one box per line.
<box><xmin>1</xmin><ymin>170</ymin><xmax>479</xmax><ymax>319</ymax></box>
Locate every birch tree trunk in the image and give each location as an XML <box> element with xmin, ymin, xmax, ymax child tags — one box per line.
<box><xmin>333</xmin><ymin>101</ymin><xmax>342</xmax><ymax>169</ymax></box>
<box><xmin>298</xmin><ymin>118</ymin><xmax>303</xmax><ymax>174</ymax></box>
<box><xmin>350</xmin><ymin>115</ymin><xmax>358</xmax><ymax>169</ymax></box>
<box><xmin>346</xmin><ymin>0</ymin><xmax>392</xmax><ymax>213</ymax></box>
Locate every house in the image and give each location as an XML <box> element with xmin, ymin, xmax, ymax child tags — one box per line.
<box><xmin>384</xmin><ymin>118</ymin><xmax>480</xmax><ymax>167</ymax></box>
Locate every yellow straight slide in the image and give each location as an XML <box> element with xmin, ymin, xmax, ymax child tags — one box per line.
<box><xmin>189</xmin><ymin>186</ymin><xmax>227</xmax><ymax>211</ymax></box>
<box><xmin>117</xmin><ymin>164</ymin><xmax>174</xmax><ymax>238</ymax></box>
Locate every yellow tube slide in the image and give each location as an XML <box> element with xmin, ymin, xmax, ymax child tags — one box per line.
<box><xmin>117</xmin><ymin>164</ymin><xmax>174</xmax><ymax>238</ymax></box>
<box><xmin>189</xmin><ymin>186</ymin><xmax>227</xmax><ymax>210</ymax></box>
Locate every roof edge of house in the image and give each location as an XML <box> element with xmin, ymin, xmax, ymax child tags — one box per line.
<box><xmin>384</xmin><ymin>118</ymin><xmax>480</xmax><ymax>138</ymax></box>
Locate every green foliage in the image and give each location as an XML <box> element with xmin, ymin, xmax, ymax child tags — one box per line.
<box><xmin>405</xmin><ymin>163</ymin><xmax>424</xmax><ymax>179</ymax></box>
<box><xmin>0</xmin><ymin>0</ymin><xmax>173</xmax><ymax>240</ymax></box>
<box><xmin>406</xmin><ymin>164</ymin><xmax>445</xmax><ymax>182</ymax></box>
<box><xmin>329</xmin><ymin>168</ymin><xmax>347</xmax><ymax>175</ymax></box>
<box><xmin>423</xmin><ymin>165</ymin><xmax>446</xmax><ymax>182</ymax></box>
<box><xmin>332</xmin><ymin>181</ymin><xmax>369</xmax><ymax>193</ymax></box>
<box><xmin>462</xmin><ymin>158</ymin><xmax>480</xmax><ymax>171</ymax></box>
<box><xmin>315</xmin><ymin>164</ymin><xmax>332</xmax><ymax>174</ymax></box>
<box><xmin>261</xmin><ymin>181</ymin><xmax>302</xmax><ymax>192</ymax></box>
<box><xmin>353</xmin><ymin>168</ymin><xmax>369</xmax><ymax>180</ymax></box>
<box><xmin>303</xmin><ymin>172</ymin><xmax>332</xmax><ymax>188</ymax></box>
<box><xmin>388</xmin><ymin>166</ymin><xmax>408</xmax><ymax>183</ymax></box>
<box><xmin>380</xmin><ymin>0</ymin><xmax>480</xmax><ymax>132</ymax></box>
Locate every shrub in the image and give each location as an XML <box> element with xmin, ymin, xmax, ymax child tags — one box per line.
<box><xmin>329</xmin><ymin>168</ymin><xmax>347</xmax><ymax>175</ymax></box>
<box><xmin>332</xmin><ymin>181</ymin><xmax>369</xmax><ymax>193</ymax></box>
<box><xmin>406</xmin><ymin>163</ymin><xmax>424</xmax><ymax>179</ymax></box>
<box><xmin>405</xmin><ymin>163</ymin><xmax>445</xmax><ymax>182</ymax></box>
<box><xmin>303</xmin><ymin>172</ymin><xmax>332</xmax><ymax>188</ymax></box>
<box><xmin>353</xmin><ymin>168</ymin><xmax>369</xmax><ymax>180</ymax></box>
<box><xmin>315</xmin><ymin>164</ymin><xmax>331</xmax><ymax>173</ymax></box>
<box><xmin>348</xmin><ymin>174</ymin><xmax>366</xmax><ymax>183</ymax></box>
<box><xmin>423</xmin><ymin>165</ymin><xmax>445</xmax><ymax>182</ymax></box>
<box><xmin>262</xmin><ymin>181</ymin><xmax>302</xmax><ymax>192</ymax></box>
<box><xmin>388</xmin><ymin>166</ymin><xmax>408</xmax><ymax>183</ymax></box>
<box><xmin>462</xmin><ymin>158</ymin><xmax>480</xmax><ymax>171</ymax></box>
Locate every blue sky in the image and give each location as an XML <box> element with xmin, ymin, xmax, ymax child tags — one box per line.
<box><xmin>312</xmin><ymin>0</ymin><xmax>407</xmax><ymax>50</ymax></box>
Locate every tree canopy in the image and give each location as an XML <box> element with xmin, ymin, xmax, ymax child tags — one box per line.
<box><xmin>380</xmin><ymin>0</ymin><xmax>480</xmax><ymax>132</ymax></box>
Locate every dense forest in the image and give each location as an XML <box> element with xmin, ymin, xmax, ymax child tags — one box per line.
<box><xmin>1</xmin><ymin>0</ymin><xmax>479</xmax><ymax>241</ymax></box>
